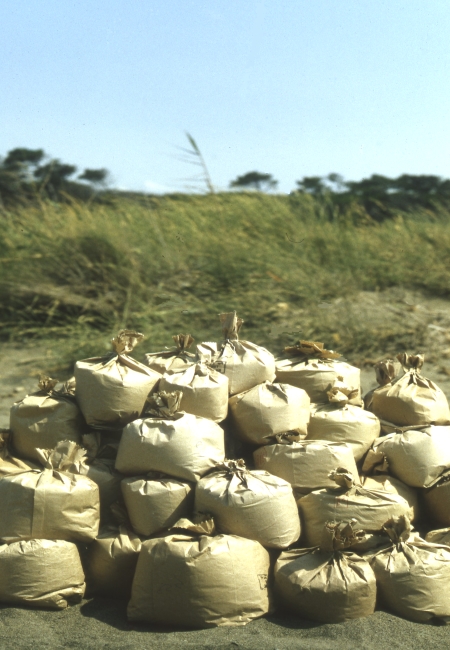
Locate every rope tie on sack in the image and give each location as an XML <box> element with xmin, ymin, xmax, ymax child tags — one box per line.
<box><xmin>284</xmin><ymin>340</ymin><xmax>341</xmax><ymax>361</ymax></box>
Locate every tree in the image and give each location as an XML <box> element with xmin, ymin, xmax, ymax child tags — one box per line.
<box><xmin>229</xmin><ymin>171</ymin><xmax>278</xmax><ymax>192</ymax></box>
<box><xmin>78</xmin><ymin>168</ymin><xmax>110</xmax><ymax>189</ymax></box>
<box><xmin>34</xmin><ymin>160</ymin><xmax>77</xmax><ymax>196</ymax></box>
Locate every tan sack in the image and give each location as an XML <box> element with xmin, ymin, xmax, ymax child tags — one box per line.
<box><xmin>275</xmin><ymin>340</ymin><xmax>361</xmax><ymax>405</ymax></box>
<box><xmin>197</xmin><ymin>311</ymin><xmax>275</xmax><ymax>396</ymax></box>
<box><xmin>0</xmin><ymin>441</ymin><xmax>100</xmax><ymax>543</ymax></box>
<box><xmin>362</xmin><ymin>425</ymin><xmax>450</xmax><ymax>488</ymax></box>
<box><xmin>360</xmin><ymin>475</ymin><xmax>419</xmax><ymax>522</ymax></box>
<box><xmin>368</xmin><ymin>353</ymin><xmax>450</xmax><ymax>426</ymax></box>
<box><xmin>423</xmin><ymin>470</ymin><xmax>450</xmax><ymax>527</ymax></box>
<box><xmin>195</xmin><ymin>460</ymin><xmax>300</xmax><ymax>548</ymax></box>
<box><xmin>10</xmin><ymin>375</ymin><xmax>86</xmax><ymax>463</ymax></box>
<box><xmin>159</xmin><ymin>362</ymin><xmax>228</xmax><ymax>422</ymax></box>
<box><xmin>145</xmin><ymin>333</ymin><xmax>197</xmax><ymax>375</ymax></box>
<box><xmin>228</xmin><ymin>381</ymin><xmax>310</xmax><ymax>446</ymax></box>
<box><xmin>369</xmin><ymin>515</ymin><xmax>450</xmax><ymax>623</ymax></box>
<box><xmin>75</xmin><ymin>330</ymin><xmax>161</xmax><ymax>427</ymax></box>
<box><xmin>275</xmin><ymin>520</ymin><xmax>376</xmax><ymax>623</ymax></box>
<box><xmin>121</xmin><ymin>474</ymin><xmax>194</xmax><ymax>537</ymax></box>
<box><xmin>426</xmin><ymin>527</ymin><xmax>450</xmax><ymax>546</ymax></box>
<box><xmin>254</xmin><ymin>439</ymin><xmax>359</xmax><ymax>496</ymax></box>
<box><xmin>115</xmin><ymin>392</ymin><xmax>225</xmax><ymax>481</ymax></box>
<box><xmin>0</xmin><ymin>430</ymin><xmax>39</xmax><ymax>477</ymax></box>
<box><xmin>0</xmin><ymin>539</ymin><xmax>85</xmax><ymax>609</ymax></box>
<box><xmin>298</xmin><ymin>468</ymin><xmax>410</xmax><ymax>548</ymax></box>
<box><xmin>306</xmin><ymin>378</ymin><xmax>380</xmax><ymax>460</ymax></box>
<box><xmin>128</xmin><ymin>517</ymin><xmax>271</xmax><ymax>628</ymax></box>
<box><xmin>83</xmin><ymin>525</ymin><xmax>141</xmax><ymax>599</ymax></box>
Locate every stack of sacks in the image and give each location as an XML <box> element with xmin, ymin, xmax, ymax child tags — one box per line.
<box><xmin>306</xmin><ymin>377</ymin><xmax>380</xmax><ymax>461</ymax></box>
<box><xmin>0</xmin><ymin>430</ymin><xmax>39</xmax><ymax>476</ymax></box>
<box><xmin>275</xmin><ymin>520</ymin><xmax>377</xmax><ymax>623</ymax></box>
<box><xmin>197</xmin><ymin>311</ymin><xmax>276</xmax><ymax>396</ymax></box>
<box><xmin>275</xmin><ymin>340</ymin><xmax>361</xmax><ymax>405</ymax></box>
<box><xmin>128</xmin><ymin>516</ymin><xmax>272</xmax><ymax>628</ymax></box>
<box><xmin>359</xmin><ymin>474</ymin><xmax>419</xmax><ymax>523</ymax></box>
<box><xmin>145</xmin><ymin>333</ymin><xmax>197</xmax><ymax>374</ymax></box>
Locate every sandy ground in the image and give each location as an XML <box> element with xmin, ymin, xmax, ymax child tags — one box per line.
<box><xmin>2</xmin><ymin>293</ymin><xmax>450</xmax><ymax>649</ymax></box>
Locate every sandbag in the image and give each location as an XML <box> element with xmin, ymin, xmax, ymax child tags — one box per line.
<box><xmin>368</xmin><ymin>353</ymin><xmax>450</xmax><ymax>426</ymax></box>
<box><xmin>228</xmin><ymin>381</ymin><xmax>310</xmax><ymax>446</ymax></box>
<box><xmin>121</xmin><ymin>474</ymin><xmax>194</xmax><ymax>537</ymax></box>
<box><xmin>0</xmin><ymin>539</ymin><xmax>85</xmax><ymax>609</ymax></box>
<box><xmin>253</xmin><ymin>439</ymin><xmax>358</xmax><ymax>496</ymax></box>
<box><xmin>362</xmin><ymin>425</ymin><xmax>450</xmax><ymax>488</ymax></box>
<box><xmin>10</xmin><ymin>376</ymin><xmax>86</xmax><ymax>463</ymax></box>
<box><xmin>298</xmin><ymin>468</ymin><xmax>410</xmax><ymax>548</ymax></box>
<box><xmin>195</xmin><ymin>460</ymin><xmax>300</xmax><ymax>548</ymax></box>
<box><xmin>306</xmin><ymin>377</ymin><xmax>380</xmax><ymax>460</ymax></box>
<box><xmin>275</xmin><ymin>340</ymin><xmax>361</xmax><ymax>405</ymax></box>
<box><xmin>0</xmin><ymin>441</ymin><xmax>100</xmax><ymax>543</ymax></box>
<box><xmin>423</xmin><ymin>470</ymin><xmax>450</xmax><ymax>527</ymax></box>
<box><xmin>128</xmin><ymin>517</ymin><xmax>271</xmax><ymax>628</ymax></box>
<box><xmin>75</xmin><ymin>330</ymin><xmax>161</xmax><ymax>428</ymax></box>
<box><xmin>115</xmin><ymin>392</ymin><xmax>225</xmax><ymax>482</ymax></box>
<box><xmin>275</xmin><ymin>520</ymin><xmax>376</xmax><ymax>623</ymax></box>
<box><xmin>0</xmin><ymin>430</ymin><xmax>39</xmax><ymax>477</ymax></box>
<box><xmin>369</xmin><ymin>515</ymin><xmax>450</xmax><ymax>623</ymax></box>
<box><xmin>144</xmin><ymin>333</ymin><xmax>197</xmax><ymax>375</ymax></box>
<box><xmin>426</xmin><ymin>527</ymin><xmax>450</xmax><ymax>546</ymax></box>
<box><xmin>197</xmin><ymin>311</ymin><xmax>275</xmax><ymax>396</ymax></box>
<box><xmin>159</xmin><ymin>362</ymin><xmax>228</xmax><ymax>422</ymax></box>
<box><xmin>360</xmin><ymin>474</ymin><xmax>419</xmax><ymax>522</ymax></box>
<box><xmin>83</xmin><ymin>525</ymin><xmax>141</xmax><ymax>599</ymax></box>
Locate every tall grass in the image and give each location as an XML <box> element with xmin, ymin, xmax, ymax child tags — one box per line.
<box><xmin>1</xmin><ymin>192</ymin><xmax>449</xmax><ymax>365</ymax></box>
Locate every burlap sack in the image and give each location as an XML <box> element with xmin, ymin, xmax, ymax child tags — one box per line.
<box><xmin>121</xmin><ymin>474</ymin><xmax>194</xmax><ymax>537</ymax></box>
<box><xmin>362</xmin><ymin>425</ymin><xmax>450</xmax><ymax>488</ymax></box>
<box><xmin>360</xmin><ymin>474</ymin><xmax>419</xmax><ymax>522</ymax></box>
<box><xmin>275</xmin><ymin>340</ymin><xmax>361</xmax><ymax>405</ymax></box>
<box><xmin>426</xmin><ymin>527</ymin><xmax>450</xmax><ymax>546</ymax></box>
<box><xmin>369</xmin><ymin>515</ymin><xmax>450</xmax><ymax>623</ymax></box>
<box><xmin>83</xmin><ymin>525</ymin><xmax>141</xmax><ymax>599</ymax></box>
<box><xmin>115</xmin><ymin>392</ymin><xmax>225</xmax><ymax>481</ymax></box>
<box><xmin>306</xmin><ymin>378</ymin><xmax>380</xmax><ymax>460</ymax></box>
<box><xmin>75</xmin><ymin>330</ymin><xmax>161</xmax><ymax>427</ymax></box>
<box><xmin>128</xmin><ymin>517</ymin><xmax>271</xmax><ymax>628</ymax></box>
<box><xmin>368</xmin><ymin>353</ymin><xmax>450</xmax><ymax>426</ymax></box>
<box><xmin>195</xmin><ymin>460</ymin><xmax>300</xmax><ymax>548</ymax></box>
<box><xmin>0</xmin><ymin>539</ymin><xmax>85</xmax><ymax>609</ymax></box>
<box><xmin>423</xmin><ymin>470</ymin><xmax>450</xmax><ymax>527</ymax></box>
<box><xmin>298</xmin><ymin>468</ymin><xmax>410</xmax><ymax>548</ymax></box>
<box><xmin>197</xmin><ymin>312</ymin><xmax>276</xmax><ymax>396</ymax></box>
<box><xmin>145</xmin><ymin>333</ymin><xmax>197</xmax><ymax>375</ymax></box>
<box><xmin>10</xmin><ymin>376</ymin><xmax>86</xmax><ymax>463</ymax></box>
<box><xmin>253</xmin><ymin>439</ymin><xmax>359</xmax><ymax>496</ymax></box>
<box><xmin>275</xmin><ymin>521</ymin><xmax>376</xmax><ymax>623</ymax></box>
<box><xmin>159</xmin><ymin>362</ymin><xmax>228</xmax><ymax>422</ymax></box>
<box><xmin>0</xmin><ymin>430</ymin><xmax>39</xmax><ymax>477</ymax></box>
<box><xmin>228</xmin><ymin>382</ymin><xmax>310</xmax><ymax>446</ymax></box>
<box><xmin>0</xmin><ymin>441</ymin><xmax>100</xmax><ymax>543</ymax></box>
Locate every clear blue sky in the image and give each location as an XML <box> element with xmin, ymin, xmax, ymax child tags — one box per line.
<box><xmin>2</xmin><ymin>0</ymin><xmax>449</xmax><ymax>193</ymax></box>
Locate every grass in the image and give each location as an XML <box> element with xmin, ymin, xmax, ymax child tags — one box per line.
<box><xmin>0</xmin><ymin>192</ymin><xmax>449</xmax><ymax>369</ymax></box>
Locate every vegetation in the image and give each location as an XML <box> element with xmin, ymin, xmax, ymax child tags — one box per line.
<box><xmin>230</xmin><ymin>172</ymin><xmax>279</xmax><ymax>192</ymax></box>
<box><xmin>1</xmin><ymin>191</ymin><xmax>449</xmax><ymax>369</ymax></box>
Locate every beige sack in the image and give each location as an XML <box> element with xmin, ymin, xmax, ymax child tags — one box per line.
<box><xmin>83</xmin><ymin>525</ymin><xmax>141</xmax><ymax>599</ymax></box>
<box><xmin>306</xmin><ymin>378</ymin><xmax>380</xmax><ymax>460</ymax></box>
<box><xmin>75</xmin><ymin>330</ymin><xmax>161</xmax><ymax>427</ymax></box>
<box><xmin>426</xmin><ymin>527</ymin><xmax>450</xmax><ymax>546</ymax></box>
<box><xmin>115</xmin><ymin>398</ymin><xmax>225</xmax><ymax>481</ymax></box>
<box><xmin>10</xmin><ymin>376</ymin><xmax>86</xmax><ymax>463</ymax></box>
<box><xmin>275</xmin><ymin>521</ymin><xmax>376</xmax><ymax>623</ymax></box>
<box><xmin>360</xmin><ymin>475</ymin><xmax>419</xmax><ymax>522</ymax></box>
<box><xmin>362</xmin><ymin>425</ymin><xmax>450</xmax><ymax>488</ymax></box>
<box><xmin>254</xmin><ymin>440</ymin><xmax>358</xmax><ymax>496</ymax></box>
<box><xmin>145</xmin><ymin>333</ymin><xmax>197</xmax><ymax>374</ymax></box>
<box><xmin>0</xmin><ymin>441</ymin><xmax>100</xmax><ymax>543</ymax></box>
<box><xmin>369</xmin><ymin>353</ymin><xmax>450</xmax><ymax>426</ymax></box>
<box><xmin>128</xmin><ymin>521</ymin><xmax>271</xmax><ymax>628</ymax></box>
<box><xmin>298</xmin><ymin>468</ymin><xmax>410</xmax><ymax>548</ymax></box>
<box><xmin>159</xmin><ymin>362</ymin><xmax>228</xmax><ymax>422</ymax></box>
<box><xmin>370</xmin><ymin>515</ymin><xmax>450</xmax><ymax>623</ymax></box>
<box><xmin>228</xmin><ymin>382</ymin><xmax>310</xmax><ymax>446</ymax></box>
<box><xmin>0</xmin><ymin>539</ymin><xmax>85</xmax><ymax>609</ymax></box>
<box><xmin>0</xmin><ymin>430</ymin><xmax>39</xmax><ymax>477</ymax></box>
<box><xmin>121</xmin><ymin>474</ymin><xmax>194</xmax><ymax>537</ymax></box>
<box><xmin>275</xmin><ymin>340</ymin><xmax>361</xmax><ymax>405</ymax></box>
<box><xmin>195</xmin><ymin>460</ymin><xmax>300</xmax><ymax>548</ymax></box>
<box><xmin>197</xmin><ymin>312</ymin><xmax>275</xmax><ymax>396</ymax></box>
<box><xmin>423</xmin><ymin>471</ymin><xmax>450</xmax><ymax>527</ymax></box>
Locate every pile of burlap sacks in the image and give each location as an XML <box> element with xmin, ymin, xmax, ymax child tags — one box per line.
<box><xmin>2</xmin><ymin>312</ymin><xmax>450</xmax><ymax>627</ymax></box>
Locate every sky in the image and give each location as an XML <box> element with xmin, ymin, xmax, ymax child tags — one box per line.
<box><xmin>1</xmin><ymin>0</ymin><xmax>450</xmax><ymax>194</ymax></box>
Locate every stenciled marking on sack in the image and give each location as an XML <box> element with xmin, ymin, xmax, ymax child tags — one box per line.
<box><xmin>211</xmin><ymin>360</ymin><xmax>227</xmax><ymax>374</ymax></box>
<box><xmin>258</xmin><ymin>574</ymin><xmax>269</xmax><ymax>589</ymax></box>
